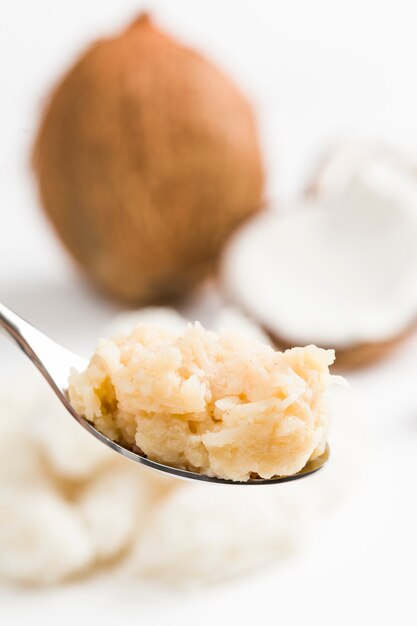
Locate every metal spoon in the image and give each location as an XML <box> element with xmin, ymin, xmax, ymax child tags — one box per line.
<box><xmin>0</xmin><ymin>302</ymin><xmax>329</xmax><ymax>484</ymax></box>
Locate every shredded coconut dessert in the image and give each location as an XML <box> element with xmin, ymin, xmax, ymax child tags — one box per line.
<box><xmin>0</xmin><ymin>308</ymin><xmax>357</xmax><ymax>586</ymax></box>
<box><xmin>68</xmin><ymin>323</ymin><xmax>334</xmax><ymax>482</ymax></box>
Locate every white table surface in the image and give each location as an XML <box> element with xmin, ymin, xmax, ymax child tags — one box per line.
<box><xmin>2</xmin><ymin>1</ymin><xmax>417</xmax><ymax>624</ymax></box>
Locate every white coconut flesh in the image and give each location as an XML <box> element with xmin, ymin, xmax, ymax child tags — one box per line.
<box><xmin>222</xmin><ymin>161</ymin><xmax>417</xmax><ymax>349</ymax></box>
<box><xmin>309</xmin><ymin>142</ymin><xmax>417</xmax><ymax>200</ymax></box>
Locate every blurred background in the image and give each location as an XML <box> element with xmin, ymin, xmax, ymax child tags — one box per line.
<box><xmin>2</xmin><ymin>0</ymin><xmax>417</xmax><ymax>624</ymax></box>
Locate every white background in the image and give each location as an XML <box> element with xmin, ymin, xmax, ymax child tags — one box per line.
<box><xmin>2</xmin><ymin>1</ymin><xmax>417</xmax><ymax>624</ymax></box>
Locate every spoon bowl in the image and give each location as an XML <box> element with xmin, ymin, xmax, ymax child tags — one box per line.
<box><xmin>0</xmin><ymin>302</ymin><xmax>329</xmax><ymax>484</ymax></box>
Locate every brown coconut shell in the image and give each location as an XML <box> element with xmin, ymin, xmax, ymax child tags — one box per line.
<box><xmin>263</xmin><ymin>324</ymin><xmax>417</xmax><ymax>371</ymax></box>
<box><xmin>218</xmin><ymin>270</ymin><xmax>416</xmax><ymax>369</ymax></box>
<box><xmin>32</xmin><ymin>14</ymin><xmax>264</xmax><ymax>304</ymax></box>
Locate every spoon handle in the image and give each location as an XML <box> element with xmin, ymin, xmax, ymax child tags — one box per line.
<box><xmin>0</xmin><ymin>302</ymin><xmax>86</xmax><ymax>391</ymax></box>
<box><xmin>0</xmin><ymin>302</ymin><xmax>45</xmax><ymax>359</ymax></box>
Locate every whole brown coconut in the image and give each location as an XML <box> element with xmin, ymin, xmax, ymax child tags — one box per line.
<box><xmin>32</xmin><ymin>14</ymin><xmax>264</xmax><ymax>303</ymax></box>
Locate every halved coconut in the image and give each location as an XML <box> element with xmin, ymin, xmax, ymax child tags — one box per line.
<box><xmin>222</xmin><ymin>158</ymin><xmax>417</xmax><ymax>367</ymax></box>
